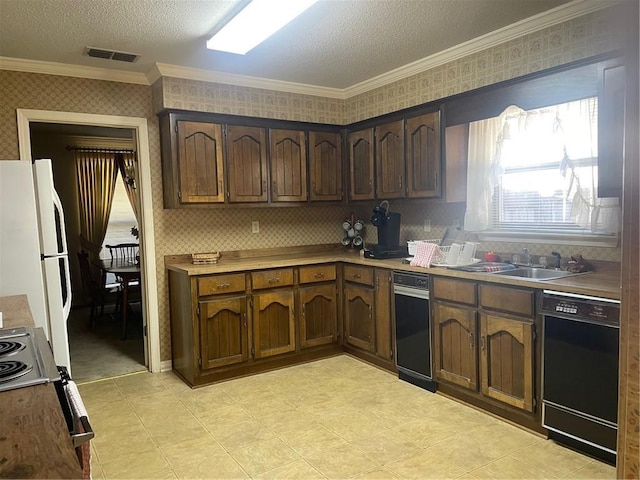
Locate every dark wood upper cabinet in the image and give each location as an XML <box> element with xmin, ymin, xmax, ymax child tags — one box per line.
<box><xmin>308</xmin><ymin>131</ymin><xmax>343</xmax><ymax>202</ymax></box>
<box><xmin>375</xmin><ymin>120</ymin><xmax>405</xmax><ymax>199</ymax></box>
<box><xmin>444</xmin><ymin>123</ymin><xmax>468</xmax><ymax>203</ymax></box>
<box><xmin>269</xmin><ymin>129</ymin><xmax>307</xmax><ymax>202</ymax></box>
<box><xmin>598</xmin><ymin>64</ymin><xmax>625</xmax><ymax>198</ymax></box>
<box><xmin>176</xmin><ymin>121</ymin><xmax>225</xmax><ymax>204</ymax></box>
<box><xmin>226</xmin><ymin>125</ymin><xmax>268</xmax><ymax>203</ymax></box>
<box><xmin>405</xmin><ymin>112</ymin><xmax>441</xmax><ymax>198</ymax></box>
<box><xmin>348</xmin><ymin>129</ymin><xmax>375</xmax><ymax>201</ymax></box>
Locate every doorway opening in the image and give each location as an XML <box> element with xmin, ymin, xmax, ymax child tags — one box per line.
<box><xmin>16</xmin><ymin>110</ymin><xmax>161</xmax><ymax>382</ymax></box>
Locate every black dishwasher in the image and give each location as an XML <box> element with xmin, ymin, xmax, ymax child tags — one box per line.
<box><xmin>393</xmin><ymin>271</ymin><xmax>436</xmax><ymax>392</ymax></box>
<box><xmin>541</xmin><ymin>290</ymin><xmax>620</xmax><ymax>464</ymax></box>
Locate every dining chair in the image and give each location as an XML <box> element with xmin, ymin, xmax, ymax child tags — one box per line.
<box><xmin>76</xmin><ymin>251</ymin><xmax>120</xmax><ymax>329</ymax></box>
<box><xmin>105</xmin><ymin>243</ymin><xmax>139</xmax><ymax>262</ymax></box>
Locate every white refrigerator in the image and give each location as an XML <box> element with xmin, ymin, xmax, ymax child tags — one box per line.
<box><xmin>0</xmin><ymin>159</ymin><xmax>72</xmax><ymax>372</ymax></box>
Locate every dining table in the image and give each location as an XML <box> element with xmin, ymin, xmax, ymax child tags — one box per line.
<box><xmin>94</xmin><ymin>258</ymin><xmax>141</xmax><ymax>339</ymax></box>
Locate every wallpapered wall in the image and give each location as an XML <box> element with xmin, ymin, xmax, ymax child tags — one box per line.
<box><xmin>0</xmin><ymin>6</ymin><xmax>624</xmax><ymax>366</ymax></box>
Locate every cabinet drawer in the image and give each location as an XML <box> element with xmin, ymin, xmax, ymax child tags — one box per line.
<box><xmin>432</xmin><ymin>277</ymin><xmax>477</xmax><ymax>305</ymax></box>
<box><xmin>198</xmin><ymin>273</ymin><xmax>246</xmax><ymax>296</ymax></box>
<box><xmin>251</xmin><ymin>268</ymin><xmax>294</xmax><ymax>290</ymax></box>
<box><xmin>343</xmin><ymin>265</ymin><xmax>374</xmax><ymax>286</ymax></box>
<box><xmin>299</xmin><ymin>264</ymin><xmax>336</xmax><ymax>284</ymax></box>
<box><xmin>479</xmin><ymin>284</ymin><xmax>535</xmax><ymax>318</ymax></box>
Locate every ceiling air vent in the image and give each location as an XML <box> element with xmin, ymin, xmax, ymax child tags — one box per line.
<box><xmin>85</xmin><ymin>47</ymin><xmax>139</xmax><ymax>63</ymax></box>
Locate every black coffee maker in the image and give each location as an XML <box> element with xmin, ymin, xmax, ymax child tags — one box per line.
<box><xmin>364</xmin><ymin>201</ymin><xmax>408</xmax><ymax>259</ymax></box>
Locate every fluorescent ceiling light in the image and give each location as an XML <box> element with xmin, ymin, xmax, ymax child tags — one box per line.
<box><xmin>207</xmin><ymin>0</ymin><xmax>318</xmax><ymax>55</ymax></box>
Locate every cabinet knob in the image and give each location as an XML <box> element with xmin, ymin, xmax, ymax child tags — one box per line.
<box><xmin>353</xmin><ymin>273</ymin><xmax>361</xmax><ymax>279</ymax></box>
<box><xmin>480</xmin><ymin>336</ymin><xmax>486</xmax><ymax>351</ymax></box>
<box><xmin>268</xmin><ymin>277</ymin><xmax>280</xmax><ymax>284</ymax></box>
<box><xmin>217</xmin><ymin>283</ymin><xmax>230</xmax><ymax>289</ymax></box>
<box><xmin>469</xmin><ymin>332</ymin><xmax>475</xmax><ymax>348</ymax></box>
<box><xmin>314</xmin><ymin>272</ymin><xmax>324</xmax><ymax>279</ymax></box>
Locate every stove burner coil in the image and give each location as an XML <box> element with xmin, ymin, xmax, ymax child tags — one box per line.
<box><xmin>0</xmin><ymin>340</ymin><xmax>26</xmax><ymax>356</ymax></box>
<box><xmin>0</xmin><ymin>360</ymin><xmax>33</xmax><ymax>383</ymax></box>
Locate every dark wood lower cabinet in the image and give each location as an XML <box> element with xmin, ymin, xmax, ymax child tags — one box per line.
<box><xmin>199</xmin><ymin>295</ymin><xmax>248</xmax><ymax>369</ymax></box>
<box><xmin>433</xmin><ymin>303</ymin><xmax>478</xmax><ymax>391</ymax></box>
<box><xmin>480</xmin><ymin>314</ymin><xmax>534</xmax><ymax>412</ymax></box>
<box><xmin>252</xmin><ymin>290</ymin><xmax>295</xmax><ymax>358</ymax></box>
<box><xmin>299</xmin><ymin>283</ymin><xmax>337</xmax><ymax>348</ymax></box>
<box><xmin>344</xmin><ymin>283</ymin><xmax>375</xmax><ymax>352</ymax></box>
<box><xmin>432</xmin><ymin>275</ymin><xmax>539</xmax><ymax>424</ymax></box>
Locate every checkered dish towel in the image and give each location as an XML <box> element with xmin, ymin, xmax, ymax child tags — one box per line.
<box><xmin>410</xmin><ymin>242</ymin><xmax>440</xmax><ymax>268</ymax></box>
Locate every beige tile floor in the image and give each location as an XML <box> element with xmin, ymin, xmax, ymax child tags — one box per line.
<box><xmin>78</xmin><ymin>355</ymin><xmax>615</xmax><ymax>480</ymax></box>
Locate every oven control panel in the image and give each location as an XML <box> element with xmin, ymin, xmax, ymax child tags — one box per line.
<box><xmin>393</xmin><ymin>272</ymin><xmax>429</xmax><ymax>290</ymax></box>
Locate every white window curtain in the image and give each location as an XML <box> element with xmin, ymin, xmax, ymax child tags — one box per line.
<box><xmin>464</xmin><ymin>100</ymin><xmax>620</xmax><ymax>234</ymax></box>
<box><xmin>463</xmin><ymin>108</ymin><xmax>509</xmax><ymax>232</ymax></box>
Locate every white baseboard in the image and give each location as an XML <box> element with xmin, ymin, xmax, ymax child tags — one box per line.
<box><xmin>159</xmin><ymin>360</ymin><xmax>172</xmax><ymax>372</ymax></box>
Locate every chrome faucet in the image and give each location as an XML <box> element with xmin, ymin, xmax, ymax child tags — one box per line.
<box><xmin>522</xmin><ymin>248</ymin><xmax>531</xmax><ymax>266</ymax></box>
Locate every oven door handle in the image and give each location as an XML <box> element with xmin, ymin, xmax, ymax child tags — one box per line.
<box><xmin>394</xmin><ymin>284</ymin><xmax>429</xmax><ymax>300</ymax></box>
<box><xmin>65</xmin><ymin>380</ymin><xmax>95</xmax><ymax>447</ymax></box>
<box><xmin>72</xmin><ymin>417</ymin><xmax>94</xmax><ymax>448</ymax></box>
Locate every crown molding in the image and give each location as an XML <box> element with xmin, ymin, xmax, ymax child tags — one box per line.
<box><xmin>149</xmin><ymin>63</ymin><xmax>346</xmax><ymax>99</ymax></box>
<box><xmin>0</xmin><ymin>0</ymin><xmax>617</xmax><ymax>97</ymax></box>
<box><xmin>343</xmin><ymin>0</ymin><xmax>618</xmax><ymax>98</ymax></box>
<box><xmin>0</xmin><ymin>56</ymin><xmax>149</xmax><ymax>85</ymax></box>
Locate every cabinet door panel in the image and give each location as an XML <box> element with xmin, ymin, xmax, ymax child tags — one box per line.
<box><xmin>374</xmin><ymin>269</ymin><xmax>393</xmax><ymax>361</ymax></box>
<box><xmin>348</xmin><ymin>129</ymin><xmax>375</xmax><ymax>200</ymax></box>
<box><xmin>480</xmin><ymin>314</ymin><xmax>534</xmax><ymax>412</ymax></box>
<box><xmin>344</xmin><ymin>283</ymin><xmax>375</xmax><ymax>352</ymax></box>
<box><xmin>253</xmin><ymin>290</ymin><xmax>295</xmax><ymax>358</ymax></box>
<box><xmin>299</xmin><ymin>284</ymin><xmax>337</xmax><ymax>348</ymax></box>
<box><xmin>200</xmin><ymin>296</ymin><xmax>248</xmax><ymax>369</ymax></box>
<box><xmin>177</xmin><ymin>121</ymin><xmax>225</xmax><ymax>204</ymax></box>
<box><xmin>406</xmin><ymin>112</ymin><xmax>441</xmax><ymax>198</ymax></box>
<box><xmin>375</xmin><ymin>121</ymin><xmax>405</xmax><ymax>199</ymax></box>
<box><xmin>598</xmin><ymin>64</ymin><xmax>625</xmax><ymax>198</ymax></box>
<box><xmin>444</xmin><ymin>124</ymin><xmax>468</xmax><ymax>203</ymax></box>
<box><xmin>270</xmin><ymin>129</ymin><xmax>307</xmax><ymax>202</ymax></box>
<box><xmin>479</xmin><ymin>284</ymin><xmax>534</xmax><ymax>318</ymax></box>
<box><xmin>227</xmin><ymin>125</ymin><xmax>268</xmax><ymax>202</ymax></box>
<box><xmin>433</xmin><ymin>303</ymin><xmax>478</xmax><ymax>391</ymax></box>
<box><xmin>299</xmin><ymin>264</ymin><xmax>336</xmax><ymax>284</ymax></box>
<box><xmin>309</xmin><ymin>131</ymin><xmax>343</xmax><ymax>201</ymax></box>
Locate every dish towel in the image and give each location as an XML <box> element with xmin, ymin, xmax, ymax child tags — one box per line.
<box><xmin>65</xmin><ymin>380</ymin><xmax>92</xmax><ymax>479</ymax></box>
<box><xmin>484</xmin><ymin>264</ymin><xmax>517</xmax><ymax>272</ymax></box>
<box><xmin>410</xmin><ymin>242</ymin><xmax>439</xmax><ymax>268</ymax></box>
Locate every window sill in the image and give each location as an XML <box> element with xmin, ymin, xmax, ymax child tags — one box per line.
<box><xmin>478</xmin><ymin>230</ymin><xmax>619</xmax><ymax>248</ymax></box>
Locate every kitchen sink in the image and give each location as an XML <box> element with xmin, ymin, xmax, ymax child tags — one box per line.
<box><xmin>492</xmin><ymin>267</ymin><xmax>582</xmax><ymax>280</ymax></box>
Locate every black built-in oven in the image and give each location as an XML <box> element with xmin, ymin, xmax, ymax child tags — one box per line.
<box><xmin>541</xmin><ymin>290</ymin><xmax>620</xmax><ymax>465</ymax></box>
<box><xmin>393</xmin><ymin>271</ymin><xmax>436</xmax><ymax>392</ymax></box>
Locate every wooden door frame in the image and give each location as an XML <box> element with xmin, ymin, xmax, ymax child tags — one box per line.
<box><xmin>16</xmin><ymin>109</ymin><xmax>161</xmax><ymax>374</ymax></box>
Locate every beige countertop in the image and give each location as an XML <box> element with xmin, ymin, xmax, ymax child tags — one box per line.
<box><xmin>166</xmin><ymin>248</ymin><xmax>621</xmax><ymax>300</ymax></box>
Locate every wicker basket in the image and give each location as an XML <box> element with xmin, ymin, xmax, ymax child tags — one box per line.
<box><xmin>192</xmin><ymin>252</ymin><xmax>221</xmax><ymax>265</ymax></box>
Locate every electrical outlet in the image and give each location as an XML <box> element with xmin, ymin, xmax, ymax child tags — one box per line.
<box><xmin>423</xmin><ymin>218</ymin><xmax>431</xmax><ymax>232</ymax></box>
<box><xmin>251</xmin><ymin>221</ymin><xmax>260</xmax><ymax>234</ymax></box>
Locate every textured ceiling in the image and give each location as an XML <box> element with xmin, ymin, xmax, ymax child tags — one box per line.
<box><xmin>1</xmin><ymin>0</ymin><xmax>576</xmax><ymax>90</ymax></box>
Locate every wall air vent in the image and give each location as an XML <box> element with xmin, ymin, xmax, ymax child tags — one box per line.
<box><xmin>85</xmin><ymin>47</ymin><xmax>140</xmax><ymax>63</ymax></box>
